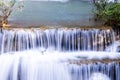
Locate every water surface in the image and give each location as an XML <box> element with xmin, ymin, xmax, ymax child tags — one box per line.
<box><xmin>9</xmin><ymin>1</ymin><xmax>93</xmax><ymax>27</ymax></box>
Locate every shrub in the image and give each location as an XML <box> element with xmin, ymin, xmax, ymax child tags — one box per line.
<box><xmin>92</xmin><ymin>0</ymin><xmax>120</xmax><ymax>27</ymax></box>
<box><xmin>106</xmin><ymin>3</ymin><xmax>120</xmax><ymax>26</ymax></box>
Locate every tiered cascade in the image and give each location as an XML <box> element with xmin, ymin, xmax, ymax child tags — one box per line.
<box><xmin>0</xmin><ymin>28</ymin><xmax>115</xmax><ymax>53</ymax></box>
<box><xmin>0</xmin><ymin>28</ymin><xmax>119</xmax><ymax>80</ymax></box>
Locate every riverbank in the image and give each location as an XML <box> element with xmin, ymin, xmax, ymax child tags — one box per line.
<box><xmin>7</xmin><ymin>19</ymin><xmax>111</xmax><ymax>29</ymax></box>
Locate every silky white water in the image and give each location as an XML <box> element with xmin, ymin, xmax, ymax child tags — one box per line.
<box><xmin>0</xmin><ymin>28</ymin><xmax>119</xmax><ymax>80</ymax></box>
<box><xmin>0</xmin><ymin>29</ymin><xmax>116</xmax><ymax>53</ymax></box>
<box><xmin>0</xmin><ymin>49</ymin><xmax>120</xmax><ymax>80</ymax></box>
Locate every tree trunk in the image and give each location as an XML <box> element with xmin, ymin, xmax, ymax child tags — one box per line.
<box><xmin>0</xmin><ymin>16</ymin><xmax>3</xmax><ymax>28</ymax></box>
<box><xmin>0</xmin><ymin>20</ymin><xmax>2</xmax><ymax>28</ymax></box>
<box><xmin>0</xmin><ymin>16</ymin><xmax>8</xmax><ymax>28</ymax></box>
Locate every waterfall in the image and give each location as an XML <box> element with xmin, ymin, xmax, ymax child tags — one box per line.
<box><xmin>0</xmin><ymin>53</ymin><xmax>71</xmax><ymax>80</ymax></box>
<box><xmin>69</xmin><ymin>62</ymin><xmax>120</xmax><ymax>80</ymax></box>
<box><xmin>0</xmin><ymin>50</ymin><xmax>120</xmax><ymax>80</ymax></box>
<box><xmin>0</xmin><ymin>28</ymin><xmax>119</xmax><ymax>80</ymax></box>
<box><xmin>106</xmin><ymin>28</ymin><xmax>120</xmax><ymax>52</ymax></box>
<box><xmin>0</xmin><ymin>28</ymin><xmax>115</xmax><ymax>53</ymax></box>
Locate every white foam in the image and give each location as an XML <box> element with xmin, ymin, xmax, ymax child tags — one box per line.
<box><xmin>5</xmin><ymin>48</ymin><xmax>120</xmax><ymax>63</ymax></box>
<box><xmin>89</xmin><ymin>73</ymin><xmax>110</xmax><ymax>80</ymax></box>
<box><xmin>0</xmin><ymin>49</ymin><xmax>120</xmax><ymax>80</ymax></box>
<box><xmin>0</xmin><ymin>53</ymin><xmax>71</xmax><ymax>80</ymax></box>
<box><xmin>106</xmin><ymin>41</ymin><xmax>120</xmax><ymax>52</ymax></box>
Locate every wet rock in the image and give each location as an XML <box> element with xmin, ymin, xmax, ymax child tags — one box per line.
<box><xmin>117</xmin><ymin>46</ymin><xmax>120</xmax><ymax>52</ymax></box>
<box><xmin>69</xmin><ymin>58</ymin><xmax>120</xmax><ymax>65</ymax></box>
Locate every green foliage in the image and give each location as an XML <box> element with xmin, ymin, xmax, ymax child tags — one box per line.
<box><xmin>92</xmin><ymin>0</ymin><xmax>120</xmax><ymax>27</ymax></box>
<box><xmin>106</xmin><ymin>3</ymin><xmax>120</xmax><ymax>26</ymax></box>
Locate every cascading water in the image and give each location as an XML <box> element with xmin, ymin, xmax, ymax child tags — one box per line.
<box><xmin>0</xmin><ymin>53</ymin><xmax>71</xmax><ymax>80</ymax></box>
<box><xmin>0</xmin><ymin>28</ymin><xmax>115</xmax><ymax>53</ymax></box>
<box><xmin>69</xmin><ymin>62</ymin><xmax>120</xmax><ymax>80</ymax></box>
<box><xmin>0</xmin><ymin>28</ymin><xmax>120</xmax><ymax>80</ymax></box>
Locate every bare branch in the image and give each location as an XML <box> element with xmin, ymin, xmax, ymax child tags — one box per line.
<box><xmin>0</xmin><ymin>0</ymin><xmax>23</xmax><ymax>28</ymax></box>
